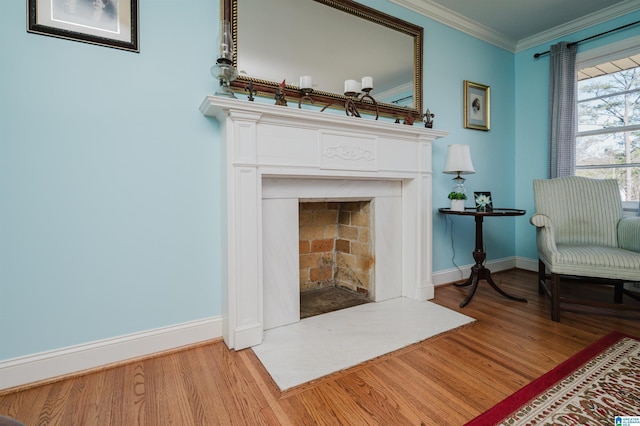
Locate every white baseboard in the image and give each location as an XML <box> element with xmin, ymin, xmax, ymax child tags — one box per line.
<box><xmin>1</xmin><ymin>257</ymin><xmax>541</xmax><ymax>392</ymax></box>
<box><xmin>0</xmin><ymin>316</ymin><xmax>222</xmax><ymax>391</ymax></box>
<box><xmin>515</xmin><ymin>256</ymin><xmax>538</xmax><ymax>272</ymax></box>
<box><xmin>433</xmin><ymin>256</ymin><xmax>538</xmax><ymax>286</ymax></box>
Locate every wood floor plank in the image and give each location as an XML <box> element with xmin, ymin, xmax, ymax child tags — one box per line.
<box><xmin>345</xmin><ymin>367</ymin><xmax>427</xmax><ymax>425</ymax></box>
<box><xmin>333</xmin><ymin>371</ymin><xmax>416</xmax><ymax>425</ymax></box>
<box><xmin>121</xmin><ymin>363</ymin><xmax>146</xmax><ymax>426</ymax></box>
<box><xmin>368</xmin><ymin>360</ymin><xmax>466</xmax><ymax>425</ymax></box>
<box><xmin>299</xmin><ymin>381</ymin><xmax>375</xmax><ymax>426</ymax></box>
<box><xmin>1</xmin><ymin>269</ymin><xmax>638</xmax><ymax>425</ymax></box>
<box><xmin>237</xmin><ymin>350</ymin><xmax>290</xmax><ymax>426</ymax></box>
<box><xmin>37</xmin><ymin>380</ymin><xmax>74</xmax><ymax>425</ymax></box>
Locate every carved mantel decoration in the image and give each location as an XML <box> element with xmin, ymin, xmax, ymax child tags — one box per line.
<box><xmin>200</xmin><ymin>96</ymin><xmax>447</xmax><ymax>350</ymax></box>
<box><xmin>324</xmin><ymin>144</ymin><xmax>375</xmax><ymax>162</ymax></box>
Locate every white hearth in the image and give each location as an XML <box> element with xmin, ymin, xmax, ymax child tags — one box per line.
<box><xmin>200</xmin><ymin>96</ymin><xmax>447</xmax><ymax>350</ymax></box>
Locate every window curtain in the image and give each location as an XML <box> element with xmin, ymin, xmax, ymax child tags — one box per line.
<box><xmin>548</xmin><ymin>42</ymin><xmax>578</xmax><ymax>178</ymax></box>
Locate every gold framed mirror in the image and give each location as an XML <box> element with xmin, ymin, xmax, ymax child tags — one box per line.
<box><xmin>222</xmin><ymin>0</ymin><xmax>423</xmax><ymax>120</ymax></box>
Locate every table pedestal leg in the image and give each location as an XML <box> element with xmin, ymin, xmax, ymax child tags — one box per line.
<box><xmin>454</xmin><ymin>217</ymin><xmax>528</xmax><ymax>308</ymax></box>
<box><xmin>454</xmin><ymin>261</ymin><xmax>528</xmax><ymax>308</ymax></box>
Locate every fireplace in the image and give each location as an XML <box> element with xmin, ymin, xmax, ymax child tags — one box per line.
<box><xmin>200</xmin><ymin>96</ymin><xmax>447</xmax><ymax>350</ymax></box>
<box><xmin>299</xmin><ymin>201</ymin><xmax>373</xmax><ymax>299</ymax></box>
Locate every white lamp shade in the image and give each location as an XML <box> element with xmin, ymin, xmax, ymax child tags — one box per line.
<box><xmin>443</xmin><ymin>144</ymin><xmax>475</xmax><ymax>175</ymax></box>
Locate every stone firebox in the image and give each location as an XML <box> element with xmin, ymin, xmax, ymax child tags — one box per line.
<box><xmin>200</xmin><ymin>96</ymin><xmax>447</xmax><ymax>350</ymax></box>
<box><xmin>298</xmin><ymin>201</ymin><xmax>373</xmax><ymax>297</ymax></box>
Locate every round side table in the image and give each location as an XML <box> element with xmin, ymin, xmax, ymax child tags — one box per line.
<box><xmin>438</xmin><ymin>208</ymin><xmax>528</xmax><ymax>308</ymax></box>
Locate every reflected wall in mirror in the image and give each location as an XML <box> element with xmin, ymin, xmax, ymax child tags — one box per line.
<box><xmin>223</xmin><ymin>0</ymin><xmax>423</xmax><ymax>120</ymax></box>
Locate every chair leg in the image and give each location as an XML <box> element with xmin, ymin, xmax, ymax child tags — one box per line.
<box><xmin>614</xmin><ymin>282</ymin><xmax>623</xmax><ymax>304</ymax></box>
<box><xmin>551</xmin><ymin>273</ymin><xmax>560</xmax><ymax>322</ymax></box>
<box><xmin>538</xmin><ymin>259</ymin><xmax>546</xmax><ymax>295</ymax></box>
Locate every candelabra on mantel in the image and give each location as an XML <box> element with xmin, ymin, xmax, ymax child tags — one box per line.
<box><xmin>298</xmin><ymin>75</ymin><xmax>315</xmax><ymax>108</ymax></box>
<box><xmin>320</xmin><ymin>76</ymin><xmax>379</xmax><ymax>120</ymax></box>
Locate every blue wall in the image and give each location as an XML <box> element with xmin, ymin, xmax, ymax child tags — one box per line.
<box><xmin>0</xmin><ymin>1</ymin><xmax>222</xmax><ymax>359</ymax></box>
<box><xmin>1</xmin><ymin>0</ymin><xmax>639</xmax><ymax>362</ymax></box>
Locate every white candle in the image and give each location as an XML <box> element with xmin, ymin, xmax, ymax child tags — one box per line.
<box><xmin>344</xmin><ymin>79</ymin><xmax>359</xmax><ymax>93</ymax></box>
<box><xmin>361</xmin><ymin>76</ymin><xmax>373</xmax><ymax>90</ymax></box>
<box><xmin>300</xmin><ymin>75</ymin><xmax>312</xmax><ymax>90</ymax></box>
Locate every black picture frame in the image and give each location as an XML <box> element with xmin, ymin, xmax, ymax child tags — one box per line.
<box><xmin>474</xmin><ymin>192</ymin><xmax>493</xmax><ymax>211</ymax></box>
<box><xmin>27</xmin><ymin>0</ymin><xmax>139</xmax><ymax>52</ymax></box>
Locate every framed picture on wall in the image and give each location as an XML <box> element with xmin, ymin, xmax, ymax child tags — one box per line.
<box><xmin>464</xmin><ymin>80</ymin><xmax>490</xmax><ymax>131</ymax></box>
<box><xmin>27</xmin><ymin>0</ymin><xmax>139</xmax><ymax>52</ymax></box>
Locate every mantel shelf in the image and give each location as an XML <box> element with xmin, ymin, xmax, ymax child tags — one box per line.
<box><xmin>199</xmin><ymin>96</ymin><xmax>448</xmax><ymax>141</ymax></box>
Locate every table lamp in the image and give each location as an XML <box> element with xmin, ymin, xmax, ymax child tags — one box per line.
<box><xmin>443</xmin><ymin>144</ymin><xmax>476</xmax><ymax>198</ymax></box>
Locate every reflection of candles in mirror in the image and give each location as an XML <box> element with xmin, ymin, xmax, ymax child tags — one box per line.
<box><xmin>361</xmin><ymin>76</ymin><xmax>373</xmax><ymax>90</ymax></box>
<box><xmin>300</xmin><ymin>75</ymin><xmax>312</xmax><ymax>90</ymax></box>
<box><xmin>344</xmin><ymin>79</ymin><xmax>360</xmax><ymax>93</ymax></box>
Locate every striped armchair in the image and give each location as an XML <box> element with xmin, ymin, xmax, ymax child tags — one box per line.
<box><xmin>531</xmin><ymin>176</ymin><xmax>640</xmax><ymax>321</ymax></box>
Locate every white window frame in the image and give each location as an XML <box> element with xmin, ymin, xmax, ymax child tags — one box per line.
<box><xmin>576</xmin><ymin>34</ymin><xmax>640</xmax><ymax>213</ymax></box>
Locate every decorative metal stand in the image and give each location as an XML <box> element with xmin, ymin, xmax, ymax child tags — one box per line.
<box><xmin>298</xmin><ymin>88</ymin><xmax>314</xmax><ymax>108</ymax></box>
<box><xmin>320</xmin><ymin>89</ymin><xmax>379</xmax><ymax>120</ymax></box>
<box><xmin>244</xmin><ymin>81</ymin><xmax>257</xmax><ymax>101</ymax></box>
<box><xmin>359</xmin><ymin>88</ymin><xmax>379</xmax><ymax>120</ymax></box>
<box><xmin>423</xmin><ymin>108</ymin><xmax>435</xmax><ymax>128</ymax></box>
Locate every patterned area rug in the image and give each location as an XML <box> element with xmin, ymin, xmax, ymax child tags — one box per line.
<box><xmin>466</xmin><ymin>331</ymin><xmax>640</xmax><ymax>425</ymax></box>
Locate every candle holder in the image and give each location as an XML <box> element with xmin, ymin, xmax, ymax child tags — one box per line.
<box><xmin>343</xmin><ymin>91</ymin><xmax>361</xmax><ymax>117</ymax></box>
<box><xmin>359</xmin><ymin>88</ymin><xmax>379</xmax><ymax>120</ymax></box>
<box><xmin>298</xmin><ymin>88</ymin><xmax>314</xmax><ymax>108</ymax></box>
<box><xmin>342</xmin><ymin>89</ymin><xmax>379</xmax><ymax>119</ymax></box>
<box><xmin>320</xmin><ymin>89</ymin><xmax>380</xmax><ymax>120</ymax></box>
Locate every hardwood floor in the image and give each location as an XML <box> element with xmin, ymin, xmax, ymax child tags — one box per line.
<box><xmin>1</xmin><ymin>269</ymin><xmax>638</xmax><ymax>425</ymax></box>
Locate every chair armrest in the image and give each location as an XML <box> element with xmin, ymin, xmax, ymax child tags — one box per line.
<box><xmin>618</xmin><ymin>217</ymin><xmax>640</xmax><ymax>253</ymax></box>
<box><xmin>530</xmin><ymin>213</ymin><xmax>551</xmax><ymax>228</ymax></box>
<box><xmin>530</xmin><ymin>213</ymin><xmax>558</xmax><ymax>255</ymax></box>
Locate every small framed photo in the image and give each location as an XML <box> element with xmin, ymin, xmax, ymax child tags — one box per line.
<box><xmin>464</xmin><ymin>80</ymin><xmax>490</xmax><ymax>131</ymax></box>
<box><xmin>474</xmin><ymin>192</ymin><xmax>493</xmax><ymax>211</ymax></box>
<box><xmin>28</xmin><ymin>0</ymin><xmax>139</xmax><ymax>52</ymax></box>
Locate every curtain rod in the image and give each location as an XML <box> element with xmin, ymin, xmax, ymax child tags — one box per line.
<box><xmin>533</xmin><ymin>20</ymin><xmax>640</xmax><ymax>59</ymax></box>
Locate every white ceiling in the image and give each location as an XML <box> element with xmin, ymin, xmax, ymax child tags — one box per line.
<box><xmin>390</xmin><ymin>0</ymin><xmax>640</xmax><ymax>52</ymax></box>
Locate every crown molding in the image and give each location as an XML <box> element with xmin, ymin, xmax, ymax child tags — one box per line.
<box><xmin>516</xmin><ymin>0</ymin><xmax>640</xmax><ymax>53</ymax></box>
<box><xmin>389</xmin><ymin>0</ymin><xmax>516</xmax><ymax>52</ymax></box>
<box><xmin>389</xmin><ymin>0</ymin><xmax>640</xmax><ymax>54</ymax></box>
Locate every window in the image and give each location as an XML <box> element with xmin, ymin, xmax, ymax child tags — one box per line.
<box><xmin>576</xmin><ymin>55</ymin><xmax>640</xmax><ymax>205</ymax></box>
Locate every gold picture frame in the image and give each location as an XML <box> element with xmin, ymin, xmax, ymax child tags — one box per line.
<box><xmin>464</xmin><ymin>81</ymin><xmax>490</xmax><ymax>131</ymax></box>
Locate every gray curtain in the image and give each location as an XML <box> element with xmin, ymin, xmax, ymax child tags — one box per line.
<box><xmin>548</xmin><ymin>42</ymin><xmax>578</xmax><ymax>178</ymax></box>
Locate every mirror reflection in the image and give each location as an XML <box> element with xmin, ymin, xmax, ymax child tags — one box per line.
<box><xmin>227</xmin><ymin>0</ymin><xmax>423</xmax><ymax>119</ymax></box>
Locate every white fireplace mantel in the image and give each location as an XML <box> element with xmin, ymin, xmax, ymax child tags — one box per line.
<box><xmin>200</xmin><ymin>96</ymin><xmax>448</xmax><ymax>350</ymax></box>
